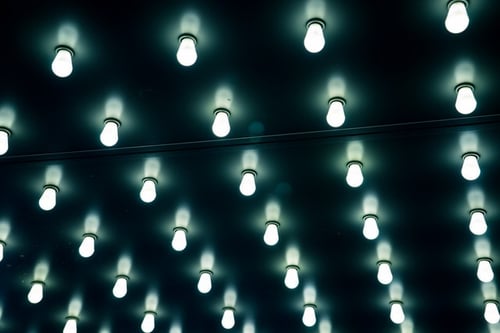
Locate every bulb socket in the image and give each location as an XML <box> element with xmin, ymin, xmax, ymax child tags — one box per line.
<box><xmin>43</xmin><ymin>184</ymin><xmax>59</xmax><ymax>192</ymax></box>
<box><xmin>362</xmin><ymin>214</ymin><xmax>378</xmax><ymax>222</ymax></box>
<box><xmin>214</xmin><ymin>108</ymin><xmax>231</xmax><ymax>117</ymax></box>
<box><xmin>265</xmin><ymin>220</ymin><xmax>280</xmax><ymax>228</ymax></box>
<box><xmin>377</xmin><ymin>259</ymin><xmax>391</xmax><ymax>266</ymax></box>
<box><xmin>389</xmin><ymin>300</ymin><xmax>403</xmax><ymax>306</ymax></box>
<box><xmin>31</xmin><ymin>280</ymin><xmax>45</xmax><ymax>286</ymax></box>
<box><xmin>144</xmin><ymin>310</ymin><xmax>157</xmax><ymax>316</ymax></box>
<box><xmin>286</xmin><ymin>264</ymin><xmax>300</xmax><ymax>271</ymax></box>
<box><xmin>462</xmin><ymin>152</ymin><xmax>480</xmax><ymax>160</ymax></box>
<box><xmin>55</xmin><ymin>45</ymin><xmax>75</xmax><ymax>57</ymax></box>
<box><xmin>116</xmin><ymin>274</ymin><xmax>129</xmax><ymax>280</ymax></box>
<box><xmin>455</xmin><ymin>82</ymin><xmax>474</xmax><ymax>93</ymax></box>
<box><xmin>222</xmin><ymin>306</ymin><xmax>235</xmax><ymax>312</ymax></box>
<box><xmin>470</xmin><ymin>208</ymin><xmax>486</xmax><ymax>216</ymax></box>
<box><xmin>241</xmin><ymin>169</ymin><xmax>257</xmax><ymax>177</ymax></box>
<box><xmin>0</xmin><ymin>127</ymin><xmax>12</xmax><ymax>136</ymax></box>
<box><xmin>448</xmin><ymin>0</ymin><xmax>469</xmax><ymax>9</ymax></box>
<box><xmin>142</xmin><ymin>177</ymin><xmax>158</xmax><ymax>184</ymax></box>
<box><xmin>65</xmin><ymin>315</ymin><xmax>79</xmax><ymax>321</ymax></box>
<box><xmin>178</xmin><ymin>33</ymin><xmax>197</xmax><ymax>45</ymax></box>
<box><xmin>200</xmin><ymin>269</ymin><xmax>213</xmax><ymax>276</ymax></box>
<box><xmin>306</xmin><ymin>18</ymin><xmax>325</xmax><ymax>29</ymax></box>
<box><xmin>82</xmin><ymin>232</ymin><xmax>98</xmax><ymax>240</ymax></box>
<box><xmin>328</xmin><ymin>97</ymin><xmax>346</xmax><ymax>106</ymax></box>
<box><xmin>346</xmin><ymin>160</ymin><xmax>363</xmax><ymax>168</ymax></box>
<box><xmin>0</xmin><ymin>240</ymin><xmax>6</xmax><ymax>247</ymax></box>
<box><xmin>484</xmin><ymin>300</ymin><xmax>499</xmax><ymax>306</ymax></box>
<box><xmin>477</xmin><ymin>257</ymin><xmax>493</xmax><ymax>264</ymax></box>
<box><xmin>173</xmin><ymin>226</ymin><xmax>188</xmax><ymax>233</ymax></box>
<box><xmin>303</xmin><ymin>303</ymin><xmax>317</xmax><ymax>309</ymax></box>
<box><xmin>104</xmin><ymin>117</ymin><xmax>121</xmax><ymax>127</ymax></box>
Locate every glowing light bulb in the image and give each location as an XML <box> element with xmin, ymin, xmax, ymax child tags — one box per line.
<box><xmin>212</xmin><ymin>109</ymin><xmax>231</xmax><ymax>138</ymax></box>
<box><xmin>284</xmin><ymin>265</ymin><xmax>300</xmax><ymax>289</ymax></box>
<box><xmin>484</xmin><ymin>301</ymin><xmax>500</xmax><ymax>324</ymax></box>
<box><xmin>63</xmin><ymin>317</ymin><xmax>78</xmax><ymax>333</ymax></box>
<box><xmin>445</xmin><ymin>0</ymin><xmax>469</xmax><ymax>34</ymax></box>
<box><xmin>141</xmin><ymin>311</ymin><xmax>156</xmax><ymax>333</ymax></box>
<box><xmin>113</xmin><ymin>275</ymin><xmax>128</xmax><ymax>298</ymax></box>
<box><xmin>390</xmin><ymin>301</ymin><xmax>405</xmax><ymax>324</ymax></box>
<box><xmin>0</xmin><ymin>128</ymin><xmax>11</xmax><ymax>155</ymax></box>
<box><xmin>221</xmin><ymin>307</ymin><xmax>235</xmax><ymax>329</ymax></box>
<box><xmin>0</xmin><ymin>241</ymin><xmax>5</xmax><ymax>262</ymax></box>
<box><xmin>302</xmin><ymin>304</ymin><xmax>317</xmax><ymax>327</ymax></box>
<box><xmin>362</xmin><ymin>215</ymin><xmax>379</xmax><ymax>240</ymax></box>
<box><xmin>52</xmin><ymin>46</ymin><xmax>74</xmax><ymax>78</ymax></box>
<box><xmin>477</xmin><ymin>258</ymin><xmax>494</xmax><ymax>283</ymax></box>
<box><xmin>239</xmin><ymin>169</ymin><xmax>257</xmax><ymax>196</ymax></box>
<box><xmin>326</xmin><ymin>98</ymin><xmax>346</xmax><ymax>128</ymax></box>
<box><xmin>27</xmin><ymin>281</ymin><xmax>44</xmax><ymax>304</ymax></box>
<box><xmin>377</xmin><ymin>261</ymin><xmax>393</xmax><ymax>285</ymax></box>
<box><xmin>304</xmin><ymin>19</ymin><xmax>325</xmax><ymax>53</ymax></box>
<box><xmin>177</xmin><ymin>34</ymin><xmax>198</xmax><ymax>67</ymax></box>
<box><xmin>197</xmin><ymin>270</ymin><xmax>213</xmax><ymax>294</ymax></box>
<box><xmin>39</xmin><ymin>185</ymin><xmax>58</xmax><ymax>211</ymax></box>
<box><xmin>140</xmin><ymin>178</ymin><xmax>157</xmax><ymax>203</ymax></box>
<box><xmin>100</xmin><ymin>119</ymin><xmax>120</xmax><ymax>147</ymax></box>
<box><xmin>172</xmin><ymin>227</ymin><xmax>187</xmax><ymax>251</ymax></box>
<box><xmin>78</xmin><ymin>234</ymin><xmax>96</xmax><ymax>258</ymax></box>
<box><xmin>469</xmin><ymin>209</ymin><xmax>487</xmax><ymax>236</ymax></box>
<box><xmin>263</xmin><ymin>221</ymin><xmax>279</xmax><ymax>246</ymax></box>
<box><xmin>455</xmin><ymin>84</ymin><xmax>477</xmax><ymax>114</ymax></box>
<box><xmin>346</xmin><ymin>161</ymin><xmax>363</xmax><ymax>188</ymax></box>
<box><xmin>461</xmin><ymin>153</ymin><xmax>480</xmax><ymax>181</ymax></box>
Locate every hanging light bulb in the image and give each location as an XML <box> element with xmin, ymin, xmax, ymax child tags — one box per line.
<box><xmin>377</xmin><ymin>260</ymin><xmax>393</xmax><ymax>285</ymax></box>
<box><xmin>100</xmin><ymin>118</ymin><xmax>120</xmax><ymax>147</ymax></box>
<box><xmin>141</xmin><ymin>311</ymin><xmax>156</xmax><ymax>333</ymax></box>
<box><xmin>477</xmin><ymin>258</ymin><xmax>494</xmax><ymax>283</ymax></box>
<box><xmin>63</xmin><ymin>316</ymin><xmax>78</xmax><ymax>333</ymax></box>
<box><xmin>0</xmin><ymin>240</ymin><xmax>5</xmax><ymax>262</ymax></box>
<box><xmin>27</xmin><ymin>281</ymin><xmax>44</xmax><ymax>304</ymax></box>
<box><xmin>390</xmin><ymin>301</ymin><xmax>405</xmax><ymax>324</ymax></box>
<box><xmin>445</xmin><ymin>0</ymin><xmax>470</xmax><ymax>34</ymax></box>
<box><xmin>177</xmin><ymin>34</ymin><xmax>198</xmax><ymax>67</ymax></box>
<box><xmin>326</xmin><ymin>98</ymin><xmax>346</xmax><ymax>128</ymax></box>
<box><xmin>263</xmin><ymin>221</ymin><xmax>280</xmax><ymax>246</ymax></box>
<box><xmin>221</xmin><ymin>307</ymin><xmax>235</xmax><ymax>329</ymax></box>
<box><xmin>461</xmin><ymin>152</ymin><xmax>480</xmax><ymax>181</ymax></box>
<box><xmin>362</xmin><ymin>214</ymin><xmax>379</xmax><ymax>240</ymax></box>
<box><xmin>78</xmin><ymin>233</ymin><xmax>96</xmax><ymax>258</ymax></box>
<box><xmin>284</xmin><ymin>265</ymin><xmax>300</xmax><ymax>289</ymax></box>
<box><xmin>302</xmin><ymin>304</ymin><xmax>317</xmax><ymax>327</ymax></box>
<box><xmin>484</xmin><ymin>300</ymin><xmax>500</xmax><ymax>324</ymax></box>
<box><xmin>304</xmin><ymin>19</ymin><xmax>325</xmax><ymax>53</ymax></box>
<box><xmin>112</xmin><ymin>275</ymin><xmax>128</xmax><ymax>298</ymax></box>
<box><xmin>469</xmin><ymin>209</ymin><xmax>487</xmax><ymax>236</ymax></box>
<box><xmin>51</xmin><ymin>46</ymin><xmax>74</xmax><ymax>78</ymax></box>
<box><xmin>455</xmin><ymin>83</ymin><xmax>477</xmax><ymax>115</ymax></box>
<box><xmin>0</xmin><ymin>127</ymin><xmax>11</xmax><ymax>155</ymax></box>
<box><xmin>39</xmin><ymin>185</ymin><xmax>59</xmax><ymax>211</ymax></box>
<box><xmin>346</xmin><ymin>161</ymin><xmax>364</xmax><ymax>188</ymax></box>
<box><xmin>171</xmin><ymin>227</ymin><xmax>188</xmax><ymax>251</ymax></box>
<box><xmin>239</xmin><ymin>169</ymin><xmax>257</xmax><ymax>196</ymax></box>
<box><xmin>140</xmin><ymin>177</ymin><xmax>157</xmax><ymax>203</ymax></box>
<box><xmin>212</xmin><ymin>108</ymin><xmax>231</xmax><ymax>138</ymax></box>
<box><xmin>197</xmin><ymin>270</ymin><xmax>213</xmax><ymax>294</ymax></box>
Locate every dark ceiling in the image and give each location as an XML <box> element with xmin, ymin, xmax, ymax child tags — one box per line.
<box><xmin>1</xmin><ymin>1</ymin><xmax>500</xmax><ymax>333</ymax></box>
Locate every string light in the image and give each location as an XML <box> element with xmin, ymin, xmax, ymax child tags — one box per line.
<box><xmin>100</xmin><ymin>118</ymin><xmax>120</xmax><ymax>147</ymax></box>
<box><xmin>304</xmin><ymin>19</ymin><xmax>325</xmax><ymax>53</ymax></box>
<box><xmin>27</xmin><ymin>281</ymin><xmax>44</xmax><ymax>304</ymax></box>
<box><xmin>346</xmin><ymin>161</ymin><xmax>364</xmax><ymax>188</ymax></box>
<box><xmin>112</xmin><ymin>275</ymin><xmax>129</xmax><ymax>298</ymax></box>
<box><xmin>78</xmin><ymin>233</ymin><xmax>97</xmax><ymax>258</ymax></box>
<box><xmin>389</xmin><ymin>300</ymin><xmax>405</xmax><ymax>324</ymax></box>
<box><xmin>302</xmin><ymin>304</ymin><xmax>317</xmax><ymax>327</ymax></box>
<box><xmin>52</xmin><ymin>46</ymin><xmax>74</xmax><ymax>78</ymax></box>
<box><xmin>362</xmin><ymin>214</ymin><xmax>379</xmax><ymax>240</ymax></box>
<box><xmin>284</xmin><ymin>265</ymin><xmax>300</xmax><ymax>289</ymax></box>
<box><xmin>197</xmin><ymin>270</ymin><xmax>213</xmax><ymax>294</ymax></box>
<box><xmin>469</xmin><ymin>209</ymin><xmax>487</xmax><ymax>236</ymax></box>
<box><xmin>221</xmin><ymin>307</ymin><xmax>236</xmax><ymax>329</ymax></box>
<box><xmin>377</xmin><ymin>260</ymin><xmax>393</xmax><ymax>285</ymax></box>
<box><xmin>484</xmin><ymin>300</ymin><xmax>500</xmax><ymax>324</ymax></box>
<box><xmin>476</xmin><ymin>258</ymin><xmax>494</xmax><ymax>283</ymax></box>
<box><xmin>39</xmin><ymin>185</ymin><xmax>59</xmax><ymax>211</ymax></box>
<box><xmin>263</xmin><ymin>220</ymin><xmax>280</xmax><ymax>246</ymax></box>
<box><xmin>212</xmin><ymin>108</ymin><xmax>231</xmax><ymax>138</ymax></box>
<box><xmin>326</xmin><ymin>97</ymin><xmax>346</xmax><ymax>128</ymax></box>
<box><xmin>63</xmin><ymin>316</ymin><xmax>78</xmax><ymax>333</ymax></box>
<box><xmin>239</xmin><ymin>169</ymin><xmax>257</xmax><ymax>196</ymax></box>
<box><xmin>445</xmin><ymin>0</ymin><xmax>470</xmax><ymax>34</ymax></box>
<box><xmin>172</xmin><ymin>227</ymin><xmax>188</xmax><ymax>251</ymax></box>
<box><xmin>461</xmin><ymin>152</ymin><xmax>480</xmax><ymax>181</ymax></box>
<box><xmin>177</xmin><ymin>34</ymin><xmax>198</xmax><ymax>67</ymax></box>
<box><xmin>455</xmin><ymin>83</ymin><xmax>477</xmax><ymax>115</ymax></box>
<box><xmin>140</xmin><ymin>177</ymin><xmax>157</xmax><ymax>203</ymax></box>
<box><xmin>141</xmin><ymin>311</ymin><xmax>156</xmax><ymax>333</ymax></box>
<box><xmin>0</xmin><ymin>127</ymin><xmax>11</xmax><ymax>155</ymax></box>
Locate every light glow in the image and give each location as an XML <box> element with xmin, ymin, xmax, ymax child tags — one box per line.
<box><xmin>100</xmin><ymin>119</ymin><xmax>120</xmax><ymax>147</ymax></box>
<box><xmin>461</xmin><ymin>153</ymin><xmax>480</xmax><ymax>181</ymax></box>
<box><xmin>140</xmin><ymin>178</ymin><xmax>157</xmax><ymax>203</ymax></box>
<box><xmin>484</xmin><ymin>301</ymin><xmax>500</xmax><ymax>324</ymax></box>
<box><xmin>27</xmin><ymin>281</ymin><xmax>44</xmax><ymax>304</ymax></box>
<box><xmin>445</xmin><ymin>1</ymin><xmax>470</xmax><ymax>34</ymax></box>
<box><xmin>221</xmin><ymin>307</ymin><xmax>235</xmax><ymax>329</ymax></box>
<box><xmin>390</xmin><ymin>301</ymin><xmax>405</xmax><ymax>324</ymax></box>
<box><xmin>304</xmin><ymin>20</ymin><xmax>325</xmax><ymax>53</ymax></box>
<box><xmin>239</xmin><ymin>170</ymin><xmax>257</xmax><ymax>196</ymax></box>
<box><xmin>263</xmin><ymin>221</ymin><xmax>279</xmax><ymax>246</ymax></box>
<box><xmin>141</xmin><ymin>311</ymin><xmax>156</xmax><ymax>333</ymax></box>
<box><xmin>39</xmin><ymin>185</ymin><xmax>58</xmax><ymax>211</ymax></box>
<box><xmin>362</xmin><ymin>215</ymin><xmax>379</xmax><ymax>240</ymax></box>
<box><xmin>0</xmin><ymin>128</ymin><xmax>10</xmax><ymax>155</ymax></box>
<box><xmin>172</xmin><ymin>227</ymin><xmax>187</xmax><ymax>251</ymax></box>
<box><xmin>326</xmin><ymin>98</ymin><xmax>346</xmax><ymax>128</ymax></box>
<box><xmin>177</xmin><ymin>35</ymin><xmax>198</xmax><ymax>67</ymax></box>
<box><xmin>302</xmin><ymin>304</ymin><xmax>317</xmax><ymax>327</ymax></box>
<box><xmin>284</xmin><ymin>265</ymin><xmax>300</xmax><ymax>289</ymax></box>
<box><xmin>212</xmin><ymin>109</ymin><xmax>231</xmax><ymax>138</ymax></box>
<box><xmin>377</xmin><ymin>261</ymin><xmax>393</xmax><ymax>285</ymax></box>
<box><xmin>112</xmin><ymin>275</ymin><xmax>128</xmax><ymax>298</ymax></box>
<box><xmin>52</xmin><ymin>47</ymin><xmax>74</xmax><ymax>78</ymax></box>
<box><xmin>469</xmin><ymin>209</ymin><xmax>487</xmax><ymax>236</ymax></box>
<box><xmin>78</xmin><ymin>234</ymin><xmax>96</xmax><ymax>258</ymax></box>
<box><xmin>477</xmin><ymin>258</ymin><xmax>494</xmax><ymax>283</ymax></box>
<box><xmin>197</xmin><ymin>270</ymin><xmax>212</xmax><ymax>294</ymax></box>
<box><xmin>346</xmin><ymin>161</ymin><xmax>364</xmax><ymax>188</ymax></box>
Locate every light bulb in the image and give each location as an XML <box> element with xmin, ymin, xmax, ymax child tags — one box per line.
<box><xmin>469</xmin><ymin>209</ymin><xmax>487</xmax><ymax>236</ymax></box>
<box><xmin>284</xmin><ymin>265</ymin><xmax>300</xmax><ymax>289</ymax></box>
<box><xmin>263</xmin><ymin>221</ymin><xmax>279</xmax><ymax>246</ymax></box>
<box><xmin>100</xmin><ymin>119</ymin><xmax>120</xmax><ymax>147</ymax></box>
<box><xmin>477</xmin><ymin>258</ymin><xmax>494</xmax><ymax>283</ymax></box>
<box><xmin>39</xmin><ymin>185</ymin><xmax>58</xmax><ymax>211</ymax></box>
<box><xmin>362</xmin><ymin>215</ymin><xmax>379</xmax><ymax>240</ymax></box>
<box><xmin>221</xmin><ymin>307</ymin><xmax>235</xmax><ymax>329</ymax></box>
<box><xmin>0</xmin><ymin>241</ymin><xmax>5</xmax><ymax>262</ymax></box>
<box><xmin>377</xmin><ymin>261</ymin><xmax>393</xmax><ymax>285</ymax></box>
<box><xmin>141</xmin><ymin>311</ymin><xmax>156</xmax><ymax>333</ymax></box>
<box><xmin>445</xmin><ymin>0</ymin><xmax>469</xmax><ymax>34</ymax></box>
<box><xmin>0</xmin><ymin>128</ymin><xmax>11</xmax><ymax>155</ymax></box>
<box><xmin>239</xmin><ymin>169</ymin><xmax>257</xmax><ymax>196</ymax></box>
<box><xmin>455</xmin><ymin>84</ymin><xmax>477</xmax><ymax>114</ymax></box>
<box><xmin>302</xmin><ymin>304</ymin><xmax>317</xmax><ymax>327</ymax></box>
<box><xmin>346</xmin><ymin>161</ymin><xmax>364</xmax><ymax>188</ymax></box>
<box><xmin>52</xmin><ymin>46</ymin><xmax>74</xmax><ymax>78</ymax></box>
<box><xmin>63</xmin><ymin>317</ymin><xmax>78</xmax><ymax>333</ymax></box>
<box><xmin>112</xmin><ymin>275</ymin><xmax>128</xmax><ymax>298</ymax></box>
<box><xmin>461</xmin><ymin>153</ymin><xmax>480</xmax><ymax>181</ymax></box>
<box><xmin>78</xmin><ymin>234</ymin><xmax>96</xmax><ymax>258</ymax></box>
<box><xmin>390</xmin><ymin>301</ymin><xmax>405</xmax><ymax>324</ymax></box>
<box><xmin>197</xmin><ymin>270</ymin><xmax>213</xmax><ymax>294</ymax></box>
<box><xmin>304</xmin><ymin>19</ymin><xmax>325</xmax><ymax>53</ymax></box>
<box><xmin>177</xmin><ymin>34</ymin><xmax>198</xmax><ymax>67</ymax></box>
<box><xmin>140</xmin><ymin>178</ymin><xmax>157</xmax><ymax>203</ymax></box>
<box><xmin>212</xmin><ymin>109</ymin><xmax>231</xmax><ymax>138</ymax></box>
<box><xmin>326</xmin><ymin>98</ymin><xmax>346</xmax><ymax>128</ymax></box>
<box><xmin>171</xmin><ymin>227</ymin><xmax>187</xmax><ymax>251</ymax></box>
<box><xmin>484</xmin><ymin>301</ymin><xmax>500</xmax><ymax>324</ymax></box>
<box><xmin>27</xmin><ymin>281</ymin><xmax>44</xmax><ymax>304</ymax></box>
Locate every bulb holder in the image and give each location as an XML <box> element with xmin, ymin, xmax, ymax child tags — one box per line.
<box><xmin>116</xmin><ymin>274</ymin><xmax>129</xmax><ymax>280</ymax></box>
<box><xmin>214</xmin><ymin>108</ymin><xmax>231</xmax><ymax>117</ymax></box>
<box><xmin>448</xmin><ymin>0</ymin><xmax>469</xmax><ymax>9</ymax></box>
<box><xmin>241</xmin><ymin>169</ymin><xmax>257</xmax><ymax>177</ymax></box>
<box><xmin>31</xmin><ymin>279</ymin><xmax>45</xmax><ymax>286</ymax></box>
<box><xmin>104</xmin><ymin>117</ymin><xmax>121</xmax><ymax>127</ymax></box>
<box><xmin>55</xmin><ymin>45</ymin><xmax>75</xmax><ymax>57</ymax></box>
<box><xmin>328</xmin><ymin>97</ymin><xmax>346</xmax><ymax>106</ymax></box>
<box><xmin>82</xmin><ymin>232</ymin><xmax>98</xmax><ymax>240</ymax></box>
<box><xmin>173</xmin><ymin>226</ymin><xmax>188</xmax><ymax>233</ymax></box>
<box><xmin>485</xmin><ymin>300</ymin><xmax>499</xmax><ymax>306</ymax></box>
<box><xmin>462</xmin><ymin>151</ymin><xmax>480</xmax><ymax>161</ymax></box>
<box><xmin>286</xmin><ymin>264</ymin><xmax>300</xmax><ymax>271</ymax></box>
<box><xmin>347</xmin><ymin>160</ymin><xmax>363</xmax><ymax>168</ymax></box>
<box><xmin>200</xmin><ymin>269</ymin><xmax>213</xmax><ymax>275</ymax></box>
<box><xmin>470</xmin><ymin>208</ymin><xmax>486</xmax><ymax>216</ymax></box>
<box><xmin>390</xmin><ymin>300</ymin><xmax>403</xmax><ymax>306</ymax></box>
<box><xmin>306</xmin><ymin>18</ymin><xmax>325</xmax><ymax>30</ymax></box>
<box><xmin>0</xmin><ymin>127</ymin><xmax>12</xmax><ymax>136</ymax></box>
<box><xmin>179</xmin><ymin>33</ymin><xmax>197</xmax><ymax>45</ymax></box>
<box><xmin>455</xmin><ymin>82</ymin><xmax>474</xmax><ymax>93</ymax></box>
<box><xmin>142</xmin><ymin>177</ymin><xmax>158</xmax><ymax>185</ymax></box>
<box><xmin>377</xmin><ymin>259</ymin><xmax>391</xmax><ymax>266</ymax></box>
<box><xmin>65</xmin><ymin>315</ymin><xmax>79</xmax><ymax>322</ymax></box>
<box><xmin>362</xmin><ymin>214</ymin><xmax>378</xmax><ymax>222</ymax></box>
<box><xmin>477</xmin><ymin>257</ymin><xmax>492</xmax><ymax>264</ymax></box>
<box><xmin>43</xmin><ymin>184</ymin><xmax>59</xmax><ymax>193</ymax></box>
<box><xmin>265</xmin><ymin>220</ymin><xmax>280</xmax><ymax>228</ymax></box>
<box><xmin>304</xmin><ymin>303</ymin><xmax>317</xmax><ymax>310</ymax></box>
<box><xmin>223</xmin><ymin>306</ymin><xmax>235</xmax><ymax>312</ymax></box>
<box><xmin>0</xmin><ymin>240</ymin><xmax>6</xmax><ymax>247</ymax></box>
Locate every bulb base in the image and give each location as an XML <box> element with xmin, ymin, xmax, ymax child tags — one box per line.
<box><xmin>55</xmin><ymin>45</ymin><xmax>75</xmax><ymax>57</ymax></box>
<box><xmin>104</xmin><ymin>117</ymin><xmax>121</xmax><ymax>127</ymax></box>
<box><xmin>265</xmin><ymin>220</ymin><xmax>280</xmax><ymax>227</ymax></box>
<box><xmin>346</xmin><ymin>160</ymin><xmax>363</xmax><ymax>168</ymax></box>
<box><xmin>362</xmin><ymin>214</ymin><xmax>378</xmax><ymax>221</ymax></box>
<box><xmin>455</xmin><ymin>82</ymin><xmax>474</xmax><ymax>93</ymax></box>
<box><xmin>214</xmin><ymin>108</ymin><xmax>231</xmax><ymax>116</ymax></box>
<box><xmin>178</xmin><ymin>33</ymin><xmax>197</xmax><ymax>44</ymax></box>
<box><xmin>43</xmin><ymin>184</ymin><xmax>59</xmax><ymax>192</ymax></box>
<box><xmin>241</xmin><ymin>169</ymin><xmax>257</xmax><ymax>177</ymax></box>
<box><xmin>0</xmin><ymin>127</ymin><xmax>12</xmax><ymax>136</ymax></box>
<box><xmin>470</xmin><ymin>208</ymin><xmax>486</xmax><ymax>216</ymax></box>
<box><xmin>462</xmin><ymin>151</ymin><xmax>480</xmax><ymax>160</ymax></box>
<box><xmin>82</xmin><ymin>232</ymin><xmax>98</xmax><ymax>240</ymax></box>
<box><xmin>328</xmin><ymin>97</ymin><xmax>346</xmax><ymax>106</ymax></box>
<box><xmin>286</xmin><ymin>264</ymin><xmax>300</xmax><ymax>271</ymax></box>
<box><xmin>448</xmin><ymin>0</ymin><xmax>469</xmax><ymax>9</ymax></box>
<box><xmin>306</xmin><ymin>18</ymin><xmax>325</xmax><ymax>29</ymax></box>
<box><xmin>377</xmin><ymin>259</ymin><xmax>391</xmax><ymax>266</ymax></box>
